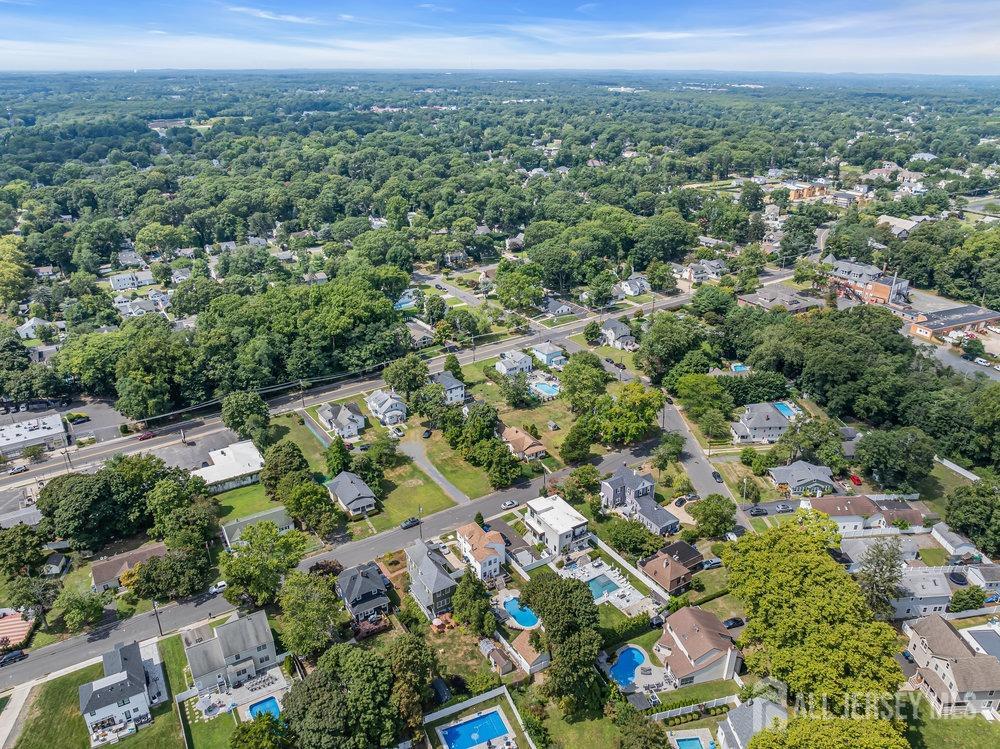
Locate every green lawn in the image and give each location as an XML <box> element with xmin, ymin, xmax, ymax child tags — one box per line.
<box><xmin>118</xmin><ymin>704</ymin><xmax>185</xmax><ymax>749</ymax></box>
<box><xmin>699</xmin><ymin>593</ymin><xmax>745</xmax><ymax>622</ymax></box>
<box><xmin>215</xmin><ymin>483</ymin><xmax>275</xmax><ymax>523</ymax></box>
<box><xmin>181</xmin><ymin>698</ymin><xmax>238</xmax><ymax>749</ymax></box>
<box><xmin>903</xmin><ymin>694</ymin><xmax>1000</xmax><ymax>749</ymax></box>
<box><xmin>915</xmin><ymin>463</ymin><xmax>973</xmax><ymax>518</ymax></box>
<box><xmin>271</xmin><ymin>412</ymin><xmax>329</xmax><ymax>474</ymax></box>
<box><xmin>606</xmin><ymin>623</ymin><xmax>664</xmax><ymax>666</ymax></box>
<box><xmin>543</xmin><ymin>700</ymin><xmax>621</xmax><ymax>748</ymax></box>
<box><xmin>713</xmin><ymin>460</ymin><xmax>782</xmax><ymax>503</ymax></box>
<box><xmin>569</xmin><ymin>334</ymin><xmax>637</xmax><ymax>372</ymax></box>
<box><xmin>693</xmin><ymin>566</ymin><xmax>728</xmax><ymax>598</ymax></box>
<box><xmin>159</xmin><ymin>634</ymin><xmax>190</xmax><ymax>694</ymax></box>
<box><xmin>541</xmin><ymin>313</ymin><xmax>579</xmax><ymax>328</ymax></box>
<box><xmin>14</xmin><ymin>664</ymin><xmax>103</xmax><ymax>749</ymax></box>
<box><xmin>370</xmin><ymin>459</ymin><xmax>455</xmax><ymax>531</ymax></box>
<box><xmin>918</xmin><ymin>547</ymin><xmax>950</xmax><ymax>567</ymax></box>
<box><xmin>749</xmin><ymin>517</ymin><xmax>768</xmax><ymax>534</ymax></box>
<box><xmin>657</xmin><ymin>678</ymin><xmax>739</xmax><ymax>707</ymax></box>
<box><xmin>423</xmin><ymin>431</ymin><xmax>494</xmax><ymax>499</ymax></box>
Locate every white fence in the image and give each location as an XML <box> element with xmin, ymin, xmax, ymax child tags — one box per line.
<box><xmin>943</xmin><ymin>605</ymin><xmax>1000</xmax><ymax>621</ymax></box>
<box><xmin>422</xmin><ymin>686</ymin><xmax>538</xmax><ymax>749</ymax></box>
<box><xmin>593</xmin><ymin>536</ymin><xmax>671</xmax><ymax>603</ymax></box>
<box><xmin>649</xmin><ymin>694</ymin><xmax>738</xmax><ymax>722</ymax></box>
<box><xmin>935</xmin><ymin>456</ymin><xmax>980</xmax><ymax>483</ymax></box>
<box><xmin>840</xmin><ymin>526</ymin><xmax>931</xmax><ymax>539</ymax></box>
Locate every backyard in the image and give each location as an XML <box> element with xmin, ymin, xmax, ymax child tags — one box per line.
<box><xmin>918</xmin><ymin>547</ymin><xmax>950</xmax><ymax>567</ymax></box>
<box><xmin>426</xmin><ymin>694</ymin><xmax>530</xmax><ymax>749</ymax></box>
<box><xmin>369</xmin><ymin>459</ymin><xmax>455</xmax><ymax>531</ymax></box>
<box><xmin>215</xmin><ymin>483</ymin><xmax>273</xmax><ymax>523</ymax></box>
<box><xmin>271</xmin><ymin>412</ymin><xmax>330</xmax><ymax>474</ymax></box>
<box><xmin>712</xmin><ymin>459</ymin><xmax>783</xmax><ymax>503</ymax></box>
<box><xmin>903</xmin><ymin>694</ymin><xmax>1000</xmax><ymax>749</ymax></box>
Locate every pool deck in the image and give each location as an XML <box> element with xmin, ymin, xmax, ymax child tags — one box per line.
<box><xmin>559</xmin><ymin>557</ymin><xmax>655</xmax><ymax>617</ymax></box>
<box><xmin>599</xmin><ymin>644</ymin><xmax>667</xmax><ymax>694</ymax></box>
<box><xmin>668</xmin><ymin>727</ymin><xmax>715</xmax><ymax>749</ymax></box>
<box><xmin>231</xmin><ymin>666</ymin><xmax>290</xmax><ymax>722</ymax></box>
<box><xmin>436</xmin><ymin>706</ymin><xmax>517</xmax><ymax>749</ymax></box>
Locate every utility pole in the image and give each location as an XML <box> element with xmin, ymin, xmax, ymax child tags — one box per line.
<box><xmin>151</xmin><ymin>600</ymin><xmax>163</xmax><ymax>636</ymax></box>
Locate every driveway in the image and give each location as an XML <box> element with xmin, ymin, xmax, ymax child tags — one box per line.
<box><xmin>398</xmin><ymin>438</ymin><xmax>470</xmax><ymax>505</ymax></box>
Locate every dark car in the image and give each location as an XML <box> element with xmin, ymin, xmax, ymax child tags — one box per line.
<box><xmin>712</xmin><ymin>470</ymin><xmax>723</xmax><ymax>483</ymax></box>
<box><xmin>747</xmin><ymin>505</ymin><xmax>768</xmax><ymax>516</ymax></box>
<box><xmin>723</xmin><ymin>617</ymin><xmax>745</xmax><ymax>630</ymax></box>
<box><xmin>902</xmin><ymin>650</ymin><xmax>915</xmax><ymax>664</ymax></box>
<box><xmin>961</xmin><ymin>353</ymin><xmax>975</xmax><ymax>361</ymax></box>
<box><xmin>604</xmin><ymin>357</ymin><xmax>614</xmax><ymax>364</ymax></box>
<box><xmin>400</xmin><ymin>517</ymin><xmax>421</xmax><ymax>530</ymax></box>
<box><xmin>136</xmin><ymin>431</ymin><xmax>155</xmax><ymax>441</ymax></box>
<box><xmin>774</xmin><ymin>503</ymin><xmax>793</xmax><ymax>513</ymax></box>
<box><xmin>674</xmin><ymin>497</ymin><xmax>687</xmax><ymax>507</ymax></box>
<box><xmin>948</xmin><ymin>571</ymin><xmax>968</xmax><ymax>586</ymax></box>
<box><xmin>0</xmin><ymin>650</ymin><xmax>27</xmax><ymax>667</ymax></box>
<box><xmin>615</xmin><ymin>362</ymin><xmax>626</xmax><ymax>370</ymax></box>
<box><xmin>665</xmin><ymin>396</ymin><xmax>674</xmax><ymax>404</ymax></box>
<box><xmin>434</xmin><ymin>284</ymin><xmax>445</xmax><ymax>290</ymax></box>
<box><xmin>422</xmin><ymin>428</ymin><xmax>432</xmax><ymax>439</ymax></box>
<box><xmin>357</xmin><ymin>443</ymin><xmax>371</xmax><ymax>452</ymax></box>
<box><xmin>730</xmin><ymin>525</ymin><xmax>747</xmax><ymax>537</ymax></box>
<box><xmin>67</xmin><ymin>415</ymin><xmax>90</xmax><ymax>425</ymax></box>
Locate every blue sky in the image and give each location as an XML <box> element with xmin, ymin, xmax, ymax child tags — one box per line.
<box><xmin>1</xmin><ymin>1</ymin><xmax>999</xmax><ymax>74</ymax></box>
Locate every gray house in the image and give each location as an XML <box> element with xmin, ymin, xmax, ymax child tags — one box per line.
<box><xmin>337</xmin><ymin>562</ymin><xmax>391</xmax><ymax>622</ymax></box>
<box><xmin>182</xmin><ymin>610</ymin><xmax>277</xmax><ymax>694</ymax></box>
<box><xmin>430</xmin><ymin>371</ymin><xmax>466</xmax><ymax>405</ymax></box>
<box><xmin>406</xmin><ymin>539</ymin><xmax>459</xmax><ymax>620</ymax></box>
<box><xmin>717</xmin><ymin>699</ymin><xmax>788</xmax><ymax>749</ymax></box>
<box><xmin>730</xmin><ymin>403</ymin><xmax>789</xmax><ymax>444</ymax></box>
<box><xmin>601</xmin><ymin>466</ymin><xmax>680</xmax><ymax>536</ymax></box>
<box><xmin>221</xmin><ymin>506</ymin><xmax>294</xmax><ymax>548</ymax></box>
<box><xmin>317</xmin><ymin>402</ymin><xmax>366</xmax><ymax>439</ymax></box>
<box><xmin>768</xmin><ymin>460</ymin><xmax>835</xmax><ymax>496</ymax></box>
<box><xmin>79</xmin><ymin>642</ymin><xmax>155</xmax><ymax>740</ymax></box>
<box><xmin>326</xmin><ymin>471</ymin><xmax>377</xmax><ymax>518</ymax></box>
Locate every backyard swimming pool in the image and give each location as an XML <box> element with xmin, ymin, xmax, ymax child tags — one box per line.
<box><xmin>531</xmin><ymin>381</ymin><xmax>560</xmax><ymax>397</ymax></box>
<box><xmin>248</xmin><ymin>696</ymin><xmax>281</xmax><ymax>720</ymax></box>
<box><xmin>587</xmin><ymin>573</ymin><xmax>620</xmax><ymax>599</ymax></box>
<box><xmin>503</xmin><ymin>597</ymin><xmax>539</xmax><ymax>627</ymax></box>
<box><xmin>675</xmin><ymin>738</ymin><xmax>707</xmax><ymax>749</ymax></box>
<box><xmin>609</xmin><ymin>645</ymin><xmax>645</xmax><ymax>688</ymax></box>
<box><xmin>440</xmin><ymin>709</ymin><xmax>509</xmax><ymax>749</ymax></box>
<box><xmin>730</xmin><ymin>362</ymin><xmax>750</xmax><ymax>372</ymax></box>
<box><xmin>773</xmin><ymin>401</ymin><xmax>795</xmax><ymax>418</ymax></box>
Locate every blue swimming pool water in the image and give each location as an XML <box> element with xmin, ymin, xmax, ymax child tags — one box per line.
<box><xmin>773</xmin><ymin>401</ymin><xmax>795</xmax><ymax>418</ymax></box>
<box><xmin>248</xmin><ymin>696</ymin><xmax>280</xmax><ymax>720</ymax></box>
<box><xmin>531</xmin><ymin>381</ymin><xmax>560</xmax><ymax>397</ymax></box>
<box><xmin>730</xmin><ymin>363</ymin><xmax>750</xmax><ymax>372</ymax></box>
<box><xmin>676</xmin><ymin>738</ymin><xmax>706</xmax><ymax>749</ymax></box>
<box><xmin>503</xmin><ymin>597</ymin><xmax>539</xmax><ymax>627</ymax></box>
<box><xmin>441</xmin><ymin>709</ymin><xmax>509</xmax><ymax>749</ymax></box>
<box><xmin>609</xmin><ymin>646</ymin><xmax>645</xmax><ymax>688</ymax></box>
<box><xmin>587</xmin><ymin>573</ymin><xmax>620</xmax><ymax>599</ymax></box>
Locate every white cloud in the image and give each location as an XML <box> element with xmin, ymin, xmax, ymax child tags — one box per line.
<box><xmin>227</xmin><ymin>5</ymin><xmax>319</xmax><ymax>24</ymax></box>
<box><xmin>416</xmin><ymin>3</ymin><xmax>454</xmax><ymax>11</ymax></box>
<box><xmin>575</xmin><ymin>3</ymin><xmax>599</xmax><ymax>14</ymax></box>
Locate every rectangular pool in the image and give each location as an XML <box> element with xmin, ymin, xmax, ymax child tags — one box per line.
<box><xmin>587</xmin><ymin>573</ymin><xmax>620</xmax><ymax>599</ymax></box>
<box><xmin>440</xmin><ymin>709</ymin><xmax>510</xmax><ymax>749</ymax></box>
<box><xmin>248</xmin><ymin>695</ymin><xmax>280</xmax><ymax>719</ymax></box>
<box><xmin>675</xmin><ymin>738</ymin><xmax>705</xmax><ymax>749</ymax></box>
<box><xmin>773</xmin><ymin>401</ymin><xmax>795</xmax><ymax>418</ymax></box>
<box><xmin>531</xmin><ymin>381</ymin><xmax>560</xmax><ymax>397</ymax></box>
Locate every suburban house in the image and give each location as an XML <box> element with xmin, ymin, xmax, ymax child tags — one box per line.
<box><xmin>317</xmin><ymin>401</ymin><xmax>366</xmax><ymax>439</ymax></box>
<box><xmin>496</xmin><ymin>350</ymin><xmax>533</xmax><ymax>377</ymax></box>
<box><xmin>877</xmin><ymin>214</ymin><xmax>919</xmax><ymax>239</ymax></box>
<box><xmin>336</xmin><ymin>562</ymin><xmax>391</xmax><ymax>622</ymax></box>
<box><xmin>640</xmin><ymin>547</ymin><xmax>697</xmax><ymax>595</ymax></box>
<box><xmin>893</xmin><ymin>569</ymin><xmax>953</xmax><ymax>619</ymax></box>
<box><xmin>501</xmin><ymin>425</ymin><xmax>548</xmax><ymax>460</ymax></box>
<box><xmin>430</xmin><ymin>371</ymin><xmax>466</xmax><ymax>405</ymax></box>
<box><xmin>540</xmin><ymin>297</ymin><xmax>573</xmax><ymax>316</ymax></box>
<box><xmin>737</xmin><ymin>285</ymin><xmax>824</xmax><ymax>314</ymax></box>
<box><xmin>182</xmin><ymin>610</ymin><xmax>277</xmax><ymax>694</ymax></box>
<box><xmin>717</xmin><ymin>699</ymin><xmax>788</xmax><ymax>749</ymax></box>
<box><xmin>823</xmin><ymin>254</ymin><xmax>910</xmax><ymax>305</ymax></box>
<box><xmin>932</xmin><ymin>522</ymin><xmax>980</xmax><ymax>560</ymax></box>
<box><xmin>839</xmin><ymin>426</ymin><xmax>862</xmax><ymax>458</ymax></box>
<box><xmin>661</xmin><ymin>540</ymin><xmax>705</xmax><ymax>572</ymax></box>
<box><xmin>808</xmin><ymin>495</ymin><xmax>878</xmax><ymax>533</ymax></box>
<box><xmin>522</xmin><ymin>495</ymin><xmax>589</xmax><ymax>556</ymax></box>
<box><xmin>870</xmin><ymin>498</ymin><xmax>924</xmax><ymax>528</ymax></box>
<box><xmin>302</xmin><ymin>271</ymin><xmax>328</xmax><ymax>285</ymax></box>
<box><xmin>619</xmin><ymin>273</ymin><xmax>651</xmax><ymax>297</ymax></box>
<box><xmin>406</xmin><ymin>539</ymin><xmax>460</xmax><ymax>619</ymax></box>
<box><xmin>191</xmin><ymin>440</ymin><xmax>265</xmax><ymax>494</ymax></box>
<box><xmin>443</xmin><ymin>249</ymin><xmax>469</xmax><ymax>268</ymax></box>
<box><xmin>601</xmin><ymin>466</ymin><xmax>679</xmax><ymax>536</ymax></box>
<box><xmin>653</xmin><ymin>606</ymin><xmax>743</xmax><ymax>687</ymax></box>
<box><xmin>908</xmin><ymin>304</ymin><xmax>1000</xmax><ymax>342</ymax></box>
<box><xmin>91</xmin><ymin>543</ymin><xmax>168</xmax><ymax>592</ymax></box>
<box><xmin>906</xmin><ymin>614</ymin><xmax>1000</xmax><ymax>716</ymax></box>
<box><xmin>109</xmin><ymin>271</ymin><xmax>155</xmax><ymax>292</ymax></box>
<box><xmin>601</xmin><ymin>319</ymin><xmax>637</xmax><ymax>350</ymax></box>
<box><xmin>840</xmin><ymin>535</ymin><xmax>920</xmax><ymax>573</ymax></box>
<box><xmin>325</xmin><ymin>470</ymin><xmax>377</xmax><ymax>518</ymax></box>
<box><xmin>968</xmin><ymin>565</ymin><xmax>1000</xmax><ymax>595</ymax></box>
<box><xmin>0</xmin><ymin>506</ymin><xmax>43</xmax><ymax>529</ymax></box>
<box><xmin>406</xmin><ymin>320</ymin><xmax>435</xmax><ymax>350</ymax></box>
<box><xmin>456</xmin><ymin>522</ymin><xmax>507</xmax><ymax>580</ymax></box>
<box><xmin>221</xmin><ymin>506</ymin><xmax>294</xmax><ymax>549</ymax></box>
<box><xmin>768</xmin><ymin>460</ymin><xmax>836</xmax><ymax>496</ymax></box>
<box><xmin>729</xmin><ymin>403</ymin><xmax>789</xmax><ymax>444</ymax></box>
<box><xmin>0</xmin><ymin>415</ymin><xmax>68</xmax><ymax>458</ymax></box>
<box><xmin>15</xmin><ymin>317</ymin><xmax>65</xmax><ymax>340</ymax></box>
<box><xmin>684</xmin><ymin>259</ymin><xmax>729</xmax><ymax>283</ymax></box>
<box><xmin>78</xmin><ymin>642</ymin><xmax>157</xmax><ymax>744</ymax></box>
<box><xmin>365</xmin><ymin>389</ymin><xmax>407</xmax><ymax>425</ymax></box>
<box><xmin>531</xmin><ymin>341</ymin><xmax>567</xmax><ymax>367</ymax></box>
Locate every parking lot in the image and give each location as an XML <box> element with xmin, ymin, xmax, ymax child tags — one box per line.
<box><xmin>0</xmin><ymin>399</ymin><xmax>128</xmax><ymax>446</ymax></box>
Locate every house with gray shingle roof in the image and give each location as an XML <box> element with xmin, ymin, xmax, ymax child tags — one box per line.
<box><xmin>79</xmin><ymin>642</ymin><xmax>155</xmax><ymax>740</ymax></box>
<box><xmin>406</xmin><ymin>539</ymin><xmax>460</xmax><ymax>619</ymax></box>
<box><xmin>768</xmin><ymin>460</ymin><xmax>835</xmax><ymax>496</ymax></box>
<box><xmin>730</xmin><ymin>403</ymin><xmax>789</xmax><ymax>444</ymax></box>
<box><xmin>317</xmin><ymin>401</ymin><xmax>366</xmax><ymax>439</ymax></box>
<box><xmin>325</xmin><ymin>471</ymin><xmax>377</xmax><ymax>518</ymax></box>
<box><xmin>601</xmin><ymin>318</ymin><xmax>636</xmax><ymax>350</ymax></box>
<box><xmin>182</xmin><ymin>610</ymin><xmax>276</xmax><ymax>694</ymax></box>
<box><xmin>365</xmin><ymin>388</ymin><xmax>407</xmax><ymax>425</ymax></box>
<box><xmin>496</xmin><ymin>350</ymin><xmax>533</xmax><ymax>377</ymax></box>
<box><xmin>717</xmin><ymin>698</ymin><xmax>787</xmax><ymax>749</ymax></box>
<box><xmin>337</xmin><ymin>562</ymin><xmax>391</xmax><ymax>622</ymax></box>
<box><xmin>221</xmin><ymin>506</ymin><xmax>294</xmax><ymax>548</ymax></box>
<box><xmin>430</xmin><ymin>371</ymin><xmax>466</xmax><ymax>405</ymax></box>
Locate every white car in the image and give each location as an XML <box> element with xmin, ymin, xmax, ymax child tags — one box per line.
<box><xmin>209</xmin><ymin>581</ymin><xmax>228</xmax><ymax>595</ymax></box>
<box><xmin>974</xmin><ymin>357</ymin><xmax>990</xmax><ymax>366</ymax></box>
<box><xmin>499</xmin><ymin>499</ymin><xmax>518</xmax><ymax>510</ymax></box>
<box><xmin>994</xmin><ymin>364</ymin><xmax>1000</xmax><ymax>372</ymax></box>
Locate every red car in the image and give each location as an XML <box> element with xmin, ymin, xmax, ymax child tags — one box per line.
<box><xmin>849</xmin><ymin>474</ymin><xmax>863</xmax><ymax>486</ymax></box>
<box><xmin>136</xmin><ymin>431</ymin><xmax>156</xmax><ymax>441</ymax></box>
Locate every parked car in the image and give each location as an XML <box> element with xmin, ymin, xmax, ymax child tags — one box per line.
<box><xmin>994</xmin><ymin>364</ymin><xmax>1000</xmax><ymax>372</ymax></box>
<box><xmin>615</xmin><ymin>362</ymin><xmax>626</xmax><ymax>370</ymax></box>
<box><xmin>66</xmin><ymin>415</ymin><xmax>90</xmax><ymax>425</ymax></box>
<box><xmin>902</xmin><ymin>650</ymin><xmax>915</xmax><ymax>664</ymax></box>
<box><xmin>747</xmin><ymin>505</ymin><xmax>768</xmax><ymax>516</ymax></box>
<box><xmin>712</xmin><ymin>471</ymin><xmax>723</xmax><ymax>483</ymax></box>
<box><xmin>434</xmin><ymin>284</ymin><xmax>445</xmax><ymax>290</ymax></box>
<box><xmin>722</xmin><ymin>617</ymin><xmax>745</xmax><ymax>630</ymax></box>
<box><xmin>849</xmin><ymin>474</ymin><xmax>863</xmax><ymax>486</ymax></box>
<box><xmin>961</xmin><ymin>353</ymin><xmax>975</xmax><ymax>361</ymax></box>
<box><xmin>604</xmin><ymin>357</ymin><xmax>614</xmax><ymax>364</ymax></box>
<box><xmin>499</xmin><ymin>499</ymin><xmax>518</xmax><ymax>510</ymax></box>
<box><xmin>422</xmin><ymin>428</ymin><xmax>432</xmax><ymax>439</ymax></box>
<box><xmin>701</xmin><ymin>558</ymin><xmax>722</xmax><ymax>570</ymax></box>
<box><xmin>974</xmin><ymin>357</ymin><xmax>990</xmax><ymax>366</ymax></box>
<box><xmin>209</xmin><ymin>581</ymin><xmax>228</xmax><ymax>595</ymax></box>
<box><xmin>674</xmin><ymin>497</ymin><xmax>687</xmax><ymax>507</ymax></box>
<box><xmin>948</xmin><ymin>571</ymin><xmax>968</xmax><ymax>586</ymax></box>
<box><xmin>0</xmin><ymin>650</ymin><xmax>27</xmax><ymax>667</ymax></box>
<box><xmin>7</xmin><ymin>465</ymin><xmax>28</xmax><ymax>475</ymax></box>
<box><xmin>665</xmin><ymin>396</ymin><xmax>674</xmax><ymax>404</ymax></box>
<box><xmin>357</xmin><ymin>443</ymin><xmax>371</xmax><ymax>452</ymax></box>
<box><xmin>774</xmin><ymin>503</ymin><xmax>793</xmax><ymax>513</ymax></box>
<box><xmin>400</xmin><ymin>517</ymin><xmax>421</xmax><ymax>530</ymax></box>
<box><xmin>136</xmin><ymin>431</ymin><xmax>155</xmax><ymax>441</ymax></box>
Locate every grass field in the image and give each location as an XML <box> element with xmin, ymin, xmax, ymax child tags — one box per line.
<box><xmin>918</xmin><ymin>547</ymin><xmax>950</xmax><ymax>567</ymax></box>
<box><xmin>656</xmin><ymin>678</ymin><xmax>739</xmax><ymax>707</ymax></box>
<box><xmin>713</xmin><ymin>460</ymin><xmax>782</xmax><ymax>503</ymax></box>
<box><xmin>215</xmin><ymin>483</ymin><xmax>274</xmax><ymax>522</ymax></box>
<box><xmin>181</xmin><ymin>699</ymin><xmax>238</xmax><ymax>749</ymax></box>
<box><xmin>915</xmin><ymin>462</ymin><xmax>973</xmax><ymax>518</ymax></box>
<box><xmin>422</xmin><ymin>431</ymin><xmax>494</xmax><ymax>498</ymax></box>
<box><xmin>544</xmin><ymin>700</ymin><xmax>621</xmax><ymax>749</ymax></box>
<box><xmin>370</xmin><ymin>459</ymin><xmax>455</xmax><ymax>531</ymax></box>
<box><xmin>903</xmin><ymin>694</ymin><xmax>1000</xmax><ymax>749</ymax></box>
<box><xmin>699</xmin><ymin>593</ymin><xmax>745</xmax><ymax>622</ymax></box>
<box><xmin>568</xmin><ymin>334</ymin><xmax>637</xmax><ymax>372</ymax></box>
<box><xmin>271</xmin><ymin>412</ymin><xmax>330</xmax><ymax>474</ymax></box>
<box><xmin>159</xmin><ymin>634</ymin><xmax>189</xmax><ymax>693</ymax></box>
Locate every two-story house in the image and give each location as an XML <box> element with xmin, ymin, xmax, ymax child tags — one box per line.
<box><xmin>730</xmin><ymin>403</ymin><xmax>789</xmax><ymax>444</ymax></box>
<box><xmin>317</xmin><ymin>402</ymin><xmax>366</xmax><ymax>439</ymax></box>
<box><xmin>406</xmin><ymin>539</ymin><xmax>460</xmax><ymax>619</ymax></box>
<box><xmin>601</xmin><ymin>466</ymin><xmax>679</xmax><ymax>536</ymax></box>
<box><xmin>601</xmin><ymin>319</ymin><xmax>637</xmax><ymax>350</ymax></box>
<box><xmin>337</xmin><ymin>562</ymin><xmax>391</xmax><ymax>622</ymax></box>
<box><xmin>653</xmin><ymin>606</ymin><xmax>743</xmax><ymax>688</ymax></box>
<box><xmin>79</xmin><ymin>642</ymin><xmax>156</xmax><ymax>743</ymax></box>
<box><xmin>531</xmin><ymin>341</ymin><xmax>567</xmax><ymax>367</ymax></box>
<box><xmin>456</xmin><ymin>523</ymin><xmax>507</xmax><ymax>580</ymax></box>
<box><xmin>430</xmin><ymin>371</ymin><xmax>466</xmax><ymax>405</ymax></box>
<box><xmin>892</xmin><ymin>569</ymin><xmax>953</xmax><ymax>620</ymax></box>
<box><xmin>182</xmin><ymin>610</ymin><xmax>277</xmax><ymax>694</ymax></box>
<box><xmin>522</xmin><ymin>495</ymin><xmax>589</xmax><ymax>556</ymax></box>
<box><xmin>365</xmin><ymin>389</ymin><xmax>407</xmax><ymax>426</ymax></box>
<box><xmin>768</xmin><ymin>460</ymin><xmax>836</xmax><ymax>496</ymax></box>
<box><xmin>496</xmin><ymin>350</ymin><xmax>533</xmax><ymax>377</ymax></box>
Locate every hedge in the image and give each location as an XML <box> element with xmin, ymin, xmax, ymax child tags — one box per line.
<box><xmin>691</xmin><ymin>586</ymin><xmax>730</xmax><ymax>607</ymax></box>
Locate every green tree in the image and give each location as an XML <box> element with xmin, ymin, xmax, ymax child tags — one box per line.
<box><xmin>950</xmin><ymin>585</ymin><xmax>987</xmax><ymax>613</ymax></box>
<box><xmin>855</xmin><ymin>537</ymin><xmax>904</xmax><ymax>621</ymax></box>
<box><xmin>260</xmin><ymin>441</ymin><xmax>309</xmax><ymax>498</ymax></box>
<box><xmin>278</xmin><ymin>571</ymin><xmax>343</xmax><ymax>656</ymax></box>
<box><xmin>220</xmin><ymin>521</ymin><xmax>308</xmax><ymax>606</ymax></box>
<box><xmin>561</xmin><ymin>351</ymin><xmax>610</xmax><ymax>414</ymax></box>
<box><xmin>349</xmin><ymin>453</ymin><xmax>386</xmax><ymax>498</ymax></box>
<box><xmin>688</xmin><ymin>493</ymin><xmax>737</xmax><ymax>538</ymax></box>
<box><xmin>560</xmin><ymin>416</ymin><xmax>597</xmax><ymax>464</ymax></box>
<box><xmin>56</xmin><ymin>588</ymin><xmax>106</xmax><ymax>632</ymax></box>
<box><xmin>36</xmin><ymin>473</ymin><xmax>117</xmax><ymax>551</ymax></box>
<box><xmin>748</xmin><ymin>717</ymin><xmax>908</xmax><ymax>749</ymax></box>
<box><xmin>285</xmin><ymin>480</ymin><xmax>343</xmax><ymax>537</ymax></box>
<box><xmin>229</xmin><ymin>713</ymin><xmax>294</xmax><ymax>749</ymax></box>
<box><xmin>0</xmin><ymin>524</ymin><xmax>46</xmax><ymax>577</ymax></box>
<box><xmin>855</xmin><ymin>427</ymin><xmax>935</xmax><ymax>489</ymax></box>
<box><xmin>443</xmin><ymin>353</ymin><xmax>464</xmax><ymax>383</ymax></box>
<box><xmin>221</xmin><ymin>391</ymin><xmax>271</xmax><ymax>443</ymax></box>
<box><xmin>605</xmin><ymin>519</ymin><xmax>662</xmax><ymax>559</ymax></box>
<box><xmin>652</xmin><ymin>431</ymin><xmax>686</xmax><ymax>473</ymax></box>
<box><xmin>5</xmin><ymin>575</ymin><xmax>62</xmax><ymax>628</ymax></box>
<box><xmin>691</xmin><ymin>284</ymin><xmax>736</xmax><ymax>318</ymax></box>
<box><xmin>635</xmin><ymin>312</ymin><xmax>706</xmax><ymax>384</ymax></box>
<box><xmin>945</xmin><ymin>479</ymin><xmax>1000</xmax><ymax>556</ymax></box>
<box><xmin>385</xmin><ymin>634</ymin><xmax>437</xmax><ymax>730</ymax></box>
<box><xmin>324</xmin><ymin>435</ymin><xmax>352</xmax><ymax>477</ymax></box>
<box><xmin>500</xmin><ymin>370</ymin><xmax>537</xmax><ymax>408</ymax></box>
<box><xmin>583</xmin><ymin>320</ymin><xmax>602</xmax><ymax>344</ymax></box>
<box><xmin>383</xmin><ymin>352</ymin><xmax>429</xmax><ymax>400</ymax></box>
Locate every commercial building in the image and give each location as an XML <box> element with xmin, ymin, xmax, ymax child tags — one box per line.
<box><xmin>191</xmin><ymin>440</ymin><xmax>264</xmax><ymax>494</ymax></box>
<box><xmin>0</xmin><ymin>414</ymin><xmax>68</xmax><ymax>458</ymax></box>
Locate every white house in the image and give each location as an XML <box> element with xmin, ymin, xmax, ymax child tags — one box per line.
<box><xmin>717</xmin><ymin>699</ymin><xmax>788</xmax><ymax>749</ymax></box>
<box><xmin>620</xmin><ymin>273</ymin><xmax>651</xmax><ymax>296</ymax></box>
<box><xmin>601</xmin><ymin>319</ymin><xmax>637</xmax><ymax>350</ymax></box>
<box><xmin>406</xmin><ymin>320</ymin><xmax>434</xmax><ymax>350</ymax></box>
<box><xmin>531</xmin><ymin>341</ymin><xmax>567</xmax><ymax>367</ymax></box>
<box><xmin>191</xmin><ymin>441</ymin><xmax>265</xmax><ymax>494</ymax></box>
<box><xmin>496</xmin><ymin>350</ymin><xmax>533</xmax><ymax>377</ymax></box>
<box><xmin>317</xmin><ymin>402</ymin><xmax>366</xmax><ymax>439</ymax></box>
<box><xmin>522</xmin><ymin>495</ymin><xmax>589</xmax><ymax>556</ymax></box>
<box><xmin>653</xmin><ymin>607</ymin><xmax>743</xmax><ymax>688</ymax></box>
<box><xmin>931</xmin><ymin>522</ymin><xmax>979</xmax><ymax>559</ymax></box>
<box><xmin>15</xmin><ymin>317</ymin><xmax>64</xmax><ymax>340</ymax></box>
<box><xmin>182</xmin><ymin>610</ymin><xmax>278</xmax><ymax>694</ymax></box>
<box><xmin>729</xmin><ymin>403</ymin><xmax>789</xmax><ymax>444</ymax></box>
<box><xmin>365</xmin><ymin>389</ymin><xmax>407</xmax><ymax>425</ymax></box>
<box><xmin>79</xmin><ymin>642</ymin><xmax>157</xmax><ymax>745</ymax></box>
<box><xmin>430</xmin><ymin>371</ymin><xmax>466</xmax><ymax>405</ymax></box>
<box><xmin>892</xmin><ymin>569</ymin><xmax>952</xmax><ymax>620</ymax></box>
<box><xmin>109</xmin><ymin>271</ymin><xmax>155</xmax><ymax>292</ymax></box>
<box><xmin>456</xmin><ymin>522</ymin><xmax>507</xmax><ymax>580</ymax></box>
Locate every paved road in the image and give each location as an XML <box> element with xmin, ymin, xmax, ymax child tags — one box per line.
<box><xmin>918</xmin><ymin>340</ymin><xmax>1000</xmax><ymax>381</ymax></box>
